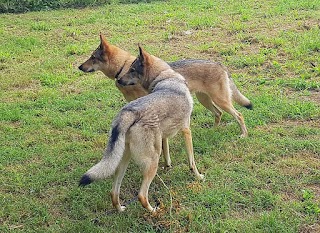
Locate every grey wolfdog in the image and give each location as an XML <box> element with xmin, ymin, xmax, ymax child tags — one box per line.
<box><xmin>79</xmin><ymin>46</ymin><xmax>204</xmax><ymax>212</ymax></box>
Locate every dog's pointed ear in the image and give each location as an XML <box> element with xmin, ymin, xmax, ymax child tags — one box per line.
<box><xmin>138</xmin><ymin>45</ymin><xmax>148</xmax><ymax>64</ymax></box>
<box><xmin>99</xmin><ymin>33</ymin><xmax>110</xmax><ymax>51</ymax></box>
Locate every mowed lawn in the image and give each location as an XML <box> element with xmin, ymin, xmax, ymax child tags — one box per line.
<box><xmin>0</xmin><ymin>0</ymin><xmax>319</xmax><ymax>232</ymax></box>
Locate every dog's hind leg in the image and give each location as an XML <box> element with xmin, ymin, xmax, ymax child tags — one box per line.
<box><xmin>182</xmin><ymin>128</ymin><xmax>204</xmax><ymax>180</ymax></box>
<box><xmin>195</xmin><ymin>92</ymin><xmax>222</xmax><ymax>126</ymax></box>
<box><xmin>111</xmin><ymin>146</ymin><xmax>131</xmax><ymax>212</ymax></box>
<box><xmin>209</xmin><ymin>94</ymin><xmax>248</xmax><ymax>137</ymax></box>
<box><xmin>130</xmin><ymin>127</ymin><xmax>162</xmax><ymax>212</ymax></box>
<box><xmin>138</xmin><ymin>156</ymin><xmax>160</xmax><ymax>212</ymax></box>
<box><xmin>162</xmin><ymin>138</ymin><xmax>171</xmax><ymax>167</ymax></box>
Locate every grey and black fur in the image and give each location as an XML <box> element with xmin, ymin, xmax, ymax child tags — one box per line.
<box><xmin>79</xmin><ymin>46</ymin><xmax>203</xmax><ymax>212</ymax></box>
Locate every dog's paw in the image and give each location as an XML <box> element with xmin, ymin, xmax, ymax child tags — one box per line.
<box><xmin>117</xmin><ymin>205</ymin><xmax>126</xmax><ymax>212</ymax></box>
<box><xmin>240</xmin><ymin>133</ymin><xmax>248</xmax><ymax>138</ymax></box>
<box><xmin>146</xmin><ymin>205</ymin><xmax>159</xmax><ymax>213</ymax></box>
<box><xmin>197</xmin><ymin>174</ymin><xmax>205</xmax><ymax>180</ymax></box>
<box><xmin>164</xmin><ymin>159</ymin><xmax>171</xmax><ymax>168</ymax></box>
<box><xmin>150</xmin><ymin>206</ymin><xmax>159</xmax><ymax>213</ymax></box>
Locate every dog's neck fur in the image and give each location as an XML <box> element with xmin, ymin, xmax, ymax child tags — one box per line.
<box><xmin>140</xmin><ymin>55</ymin><xmax>167</xmax><ymax>90</ymax></box>
<box><xmin>148</xmin><ymin>69</ymin><xmax>186</xmax><ymax>93</ymax></box>
<box><xmin>101</xmin><ymin>45</ymin><xmax>136</xmax><ymax>80</ymax></box>
<box><xmin>113</xmin><ymin>58</ymin><xmax>133</xmax><ymax>80</ymax></box>
<box><xmin>142</xmin><ymin>55</ymin><xmax>187</xmax><ymax>93</ymax></box>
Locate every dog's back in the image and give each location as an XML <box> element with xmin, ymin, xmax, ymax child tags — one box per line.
<box><xmin>169</xmin><ymin>60</ymin><xmax>225</xmax><ymax>91</ymax></box>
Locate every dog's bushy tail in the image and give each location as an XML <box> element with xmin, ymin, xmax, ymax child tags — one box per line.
<box><xmin>79</xmin><ymin>110</ymin><xmax>138</xmax><ymax>186</ymax></box>
<box><xmin>229</xmin><ymin>76</ymin><xmax>253</xmax><ymax>110</ymax></box>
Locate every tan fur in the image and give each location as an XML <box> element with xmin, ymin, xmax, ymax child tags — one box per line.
<box><xmin>79</xmin><ymin>34</ymin><xmax>251</xmax><ymax>137</ymax></box>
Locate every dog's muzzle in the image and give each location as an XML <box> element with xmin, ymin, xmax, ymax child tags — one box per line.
<box><xmin>78</xmin><ymin>64</ymin><xmax>85</xmax><ymax>71</ymax></box>
<box><xmin>78</xmin><ymin>65</ymin><xmax>94</xmax><ymax>73</ymax></box>
<box><xmin>117</xmin><ymin>78</ymin><xmax>136</xmax><ymax>86</ymax></box>
<box><xmin>117</xmin><ymin>78</ymin><xmax>127</xmax><ymax>86</ymax></box>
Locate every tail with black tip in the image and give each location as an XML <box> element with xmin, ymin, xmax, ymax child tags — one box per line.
<box><xmin>79</xmin><ymin>110</ymin><xmax>138</xmax><ymax>186</ymax></box>
<box><xmin>229</xmin><ymin>76</ymin><xmax>253</xmax><ymax>110</ymax></box>
<box><xmin>79</xmin><ymin>174</ymin><xmax>92</xmax><ymax>186</ymax></box>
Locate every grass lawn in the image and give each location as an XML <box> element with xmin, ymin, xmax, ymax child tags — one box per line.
<box><xmin>0</xmin><ymin>0</ymin><xmax>319</xmax><ymax>232</ymax></box>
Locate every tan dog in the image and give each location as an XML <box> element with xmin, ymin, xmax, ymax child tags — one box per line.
<box><xmin>79</xmin><ymin>46</ymin><xmax>203</xmax><ymax>212</ymax></box>
<box><xmin>79</xmin><ymin>34</ymin><xmax>252</xmax><ymax>137</ymax></box>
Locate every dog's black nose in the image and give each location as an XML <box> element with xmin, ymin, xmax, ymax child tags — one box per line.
<box><xmin>78</xmin><ymin>64</ymin><xmax>84</xmax><ymax>71</ymax></box>
<box><xmin>117</xmin><ymin>78</ymin><xmax>135</xmax><ymax>86</ymax></box>
<box><xmin>117</xmin><ymin>78</ymin><xmax>125</xmax><ymax>86</ymax></box>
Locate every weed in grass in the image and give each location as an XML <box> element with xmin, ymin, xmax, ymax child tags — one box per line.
<box><xmin>301</xmin><ymin>189</ymin><xmax>320</xmax><ymax>216</ymax></box>
<box><xmin>0</xmin><ymin>51</ymin><xmax>11</xmax><ymax>63</ymax></box>
<box><xmin>66</xmin><ymin>44</ymin><xmax>87</xmax><ymax>56</ymax></box>
<box><xmin>33</xmin><ymin>73</ymin><xmax>70</xmax><ymax>87</ymax></box>
<box><xmin>13</xmin><ymin>36</ymin><xmax>41</xmax><ymax>52</ymax></box>
<box><xmin>280</xmin><ymin>78</ymin><xmax>320</xmax><ymax>91</ymax></box>
<box><xmin>231</xmin><ymin>53</ymin><xmax>266</xmax><ymax>69</ymax></box>
<box><xmin>251</xmin><ymin>189</ymin><xmax>279</xmax><ymax>211</ymax></box>
<box><xmin>219</xmin><ymin>44</ymin><xmax>243</xmax><ymax>56</ymax></box>
<box><xmin>31</xmin><ymin>22</ymin><xmax>51</xmax><ymax>31</ymax></box>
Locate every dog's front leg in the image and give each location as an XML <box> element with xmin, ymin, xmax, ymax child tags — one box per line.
<box><xmin>182</xmin><ymin>128</ymin><xmax>204</xmax><ymax>180</ymax></box>
<box><xmin>162</xmin><ymin>138</ymin><xmax>171</xmax><ymax>167</ymax></box>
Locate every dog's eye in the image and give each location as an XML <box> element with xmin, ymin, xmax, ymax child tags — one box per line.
<box><xmin>130</xmin><ymin>67</ymin><xmax>136</xmax><ymax>73</ymax></box>
<box><xmin>91</xmin><ymin>55</ymin><xmax>96</xmax><ymax>59</ymax></box>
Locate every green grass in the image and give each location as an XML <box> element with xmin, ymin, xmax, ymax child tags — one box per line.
<box><xmin>1</xmin><ymin>0</ymin><xmax>319</xmax><ymax>232</ymax></box>
<box><xmin>0</xmin><ymin>0</ymin><xmax>114</xmax><ymax>13</ymax></box>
